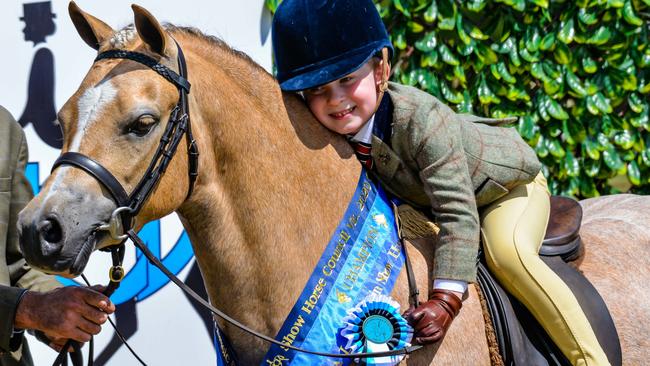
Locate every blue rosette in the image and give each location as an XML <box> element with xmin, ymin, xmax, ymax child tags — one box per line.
<box><xmin>338</xmin><ymin>293</ymin><xmax>413</xmax><ymax>366</ymax></box>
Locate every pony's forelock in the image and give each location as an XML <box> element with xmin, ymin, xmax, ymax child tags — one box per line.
<box><xmin>109</xmin><ymin>24</ymin><xmax>137</xmax><ymax>49</ymax></box>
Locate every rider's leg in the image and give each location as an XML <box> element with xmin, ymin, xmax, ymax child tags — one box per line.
<box><xmin>480</xmin><ymin>173</ymin><xmax>610</xmax><ymax>366</ymax></box>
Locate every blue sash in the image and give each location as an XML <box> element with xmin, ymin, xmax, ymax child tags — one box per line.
<box><xmin>261</xmin><ymin>171</ymin><xmax>405</xmax><ymax>365</ymax></box>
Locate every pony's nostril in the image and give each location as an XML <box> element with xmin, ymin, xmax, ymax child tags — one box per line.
<box><xmin>38</xmin><ymin>218</ymin><xmax>63</xmax><ymax>246</ymax></box>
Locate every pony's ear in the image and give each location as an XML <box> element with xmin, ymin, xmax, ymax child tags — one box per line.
<box><xmin>68</xmin><ymin>1</ymin><xmax>114</xmax><ymax>50</ymax></box>
<box><xmin>132</xmin><ymin>5</ymin><xmax>172</xmax><ymax>57</ymax></box>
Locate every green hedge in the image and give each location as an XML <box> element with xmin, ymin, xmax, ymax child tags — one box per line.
<box><xmin>266</xmin><ymin>0</ymin><xmax>650</xmax><ymax>198</ymax></box>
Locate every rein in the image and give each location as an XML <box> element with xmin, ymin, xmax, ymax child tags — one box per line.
<box><xmin>50</xmin><ymin>41</ymin><xmax>421</xmax><ymax>365</ymax></box>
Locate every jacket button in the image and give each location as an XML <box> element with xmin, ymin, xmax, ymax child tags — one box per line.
<box><xmin>378</xmin><ymin>153</ymin><xmax>390</xmax><ymax>164</ymax></box>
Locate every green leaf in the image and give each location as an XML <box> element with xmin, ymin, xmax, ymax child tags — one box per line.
<box><xmin>394</xmin><ymin>27</ymin><xmax>407</xmax><ymax>49</ymax></box>
<box><xmin>642</xmin><ymin>149</ymin><xmax>650</xmax><ymax>167</ymax></box>
<box><xmin>603</xmin><ymin>145</ymin><xmax>624</xmax><ymax>171</ymax></box>
<box><xmin>439</xmin><ymin>44</ymin><xmax>460</xmax><ymax>65</ymax></box>
<box><xmin>478</xmin><ymin>77</ymin><xmax>501</xmax><ymax>104</ymax></box>
<box><xmin>453</xmin><ymin>65</ymin><xmax>467</xmax><ymax>84</ymax></box>
<box><xmin>474</xmin><ymin>43</ymin><xmax>498</xmax><ymax>64</ymax></box>
<box><xmin>424</xmin><ymin>0</ymin><xmax>438</xmax><ymax>22</ymax></box>
<box><xmin>525</xmin><ymin>27</ymin><xmax>541</xmax><ymax>52</ymax></box>
<box><xmin>622</xmin><ymin>0</ymin><xmax>643</xmax><ymax>26</ymax></box>
<box><xmin>394</xmin><ymin>0</ymin><xmax>411</xmax><ymax>17</ymax></box>
<box><xmin>557</xmin><ymin>18</ymin><xmax>575</xmax><ymax>44</ymax></box>
<box><xmin>420</xmin><ymin>50</ymin><xmax>439</xmax><ymax>67</ymax></box>
<box><xmin>577</xmin><ymin>7</ymin><xmax>599</xmax><ymax>25</ymax></box>
<box><xmin>582</xmin><ymin>56</ymin><xmax>598</xmax><ymax>73</ymax></box>
<box><xmin>588</xmin><ymin>26</ymin><xmax>612</xmax><ymax>46</ymax></box>
<box><xmin>554</xmin><ymin>42</ymin><xmax>572</xmax><ymax>64</ymax></box>
<box><xmin>529</xmin><ymin>0</ymin><xmax>549</xmax><ymax>7</ymax></box>
<box><xmin>520</xmin><ymin>47</ymin><xmax>540</xmax><ymax>62</ymax></box>
<box><xmin>631</xmin><ymin>110</ymin><xmax>650</xmax><ymax>130</ymax></box>
<box><xmin>531</xmin><ymin>63</ymin><xmax>547</xmax><ymax>80</ymax></box>
<box><xmin>586</xmin><ymin>94</ymin><xmax>601</xmax><ymax>115</ymax></box>
<box><xmin>440</xmin><ymin>80</ymin><xmax>463</xmax><ymax>104</ymax></box>
<box><xmin>614</xmin><ymin>130</ymin><xmax>636</xmax><ymax>150</ymax></box>
<box><xmin>543</xmin><ymin>77</ymin><xmax>562</xmax><ymax>95</ymax></box>
<box><xmin>415</xmin><ymin>31</ymin><xmax>437</xmax><ymax>52</ymax></box>
<box><xmin>497</xmin><ymin>62</ymin><xmax>517</xmax><ymax>84</ymax></box>
<box><xmin>584</xmin><ymin>158</ymin><xmax>601</xmax><ymax>177</ymax></box>
<box><xmin>565</xmin><ymin>68</ymin><xmax>587</xmax><ymax>96</ymax></box>
<box><xmin>608</xmin><ymin>0</ymin><xmax>625</xmax><ymax>8</ymax></box>
<box><xmin>456</xmin><ymin>14</ymin><xmax>472</xmax><ymax>45</ymax></box>
<box><xmin>628</xmin><ymin>93</ymin><xmax>645</xmax><ymax>113</ymax></box>
<box><xmin>538</xmin><ymin>95</ymin><xmax>551</xmax><ymax>121</ymax></box>
<box><xmin>628</xmin><ymin>160</ymin><xmax>642</xmax><ymax>185</ymax></box>
<box><xmin>536</xmin><ymin>135</ymin><xmax>549</xmax><ymax>157</ymax></box>
<box><xmin>540</xmin><ymin>32</ymin><xmax>556</xmax><ymax>51</ymax></box>
<box><xmin>469</xmin><ymin>24</ymin><xmax>489</xmax><ymax>40</ymax></box>
<box><xmin>564</xmin><ymin>118</ymin><xmax>587</xmax><ymax>143</ymax></box>
<box><xmin>457</xmin><ymin>90</ymin><xmax>473</xmax><ymax>113</ymax></box>
<box><xmin>594</xmin><ymin>92</ymin><xmax>613</xmax><ymax>114</ymax></box>
<box><xmin>547</xmin><ymin>137</ymin><xmax>566</xmax><ymax>158</ymax></box>
<box><xmin>548</xmin><ymin>98</ymin><xmax>570</xmax><ymax>120</ymax></box>
<box><xmin>564</xmin><ymin>150</ymin><xmax>580</xmax><ymax>177</ymax></box>
<box><xmin>466</xmin><ymin>0</ymin><xmax>487</xmax><ymax>12</ymax></box>
<box><xmin>518</xmin><ymin>115</ymin><xmax>537</xmax><ymax>140</ymax></box>
<box><xmin>584</xmin><ymin>138</ymin><xmax>601</xmax><ymax>160</ymax></box>
<box><xmin>408</xmin><ymin>21</ymin><xmax>424</xmax><ymax>33</ymax></box>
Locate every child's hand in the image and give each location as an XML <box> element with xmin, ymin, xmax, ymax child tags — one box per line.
<box><xmin>403</xmin><ymin>289</ymin><xmax>462</xmax><ymax>344</ymax></box>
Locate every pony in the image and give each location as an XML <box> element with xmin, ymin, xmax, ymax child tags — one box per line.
<box><xmin>17</xmin><ymin>3</ymin><xmax>650</xmax><ymax>365</ymax></box>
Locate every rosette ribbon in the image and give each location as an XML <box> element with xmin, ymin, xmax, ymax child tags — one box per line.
<box><xmin>339</xmin><ymin>293</ymin><xmax>413</xmax><ymax>366</ymax></box>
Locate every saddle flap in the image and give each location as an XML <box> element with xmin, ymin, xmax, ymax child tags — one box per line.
<box><xmin>543</xmin><ymin>196</ymin><xmax>582</xmax><ymax>246</ymax></box>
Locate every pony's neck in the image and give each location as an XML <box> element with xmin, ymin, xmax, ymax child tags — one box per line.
<box><xmin>171</xmin><ymin>32</ymin><xmax>361</xmax><ymax>337</ymax></box>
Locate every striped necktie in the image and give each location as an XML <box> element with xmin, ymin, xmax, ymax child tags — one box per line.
<box><xmin>351</xmin><ymin>141</ymin><xmax>373</xmax><ymax>170</ymax></box>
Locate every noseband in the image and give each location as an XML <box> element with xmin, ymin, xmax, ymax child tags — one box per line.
<box><xmin>50</xmin><ymin>42</ymin><xmax>419</xmax><ymax>365</ymax></box>
<box><xmin>52</xmin><ymin>43</ymin><xmax>199</xmax><ymax>237</ymax></box>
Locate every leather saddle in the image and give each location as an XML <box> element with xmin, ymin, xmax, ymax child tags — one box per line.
<box><xmin>478</xmin><ymin>196</ymin><xmax>622</xmax><ymax>366</ymax></box>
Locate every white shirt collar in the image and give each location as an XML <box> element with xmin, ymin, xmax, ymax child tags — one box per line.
<box><xmin>349</xmin><ymin>115</ymin><xmax>375</xmax><ymax>144</ymax></box>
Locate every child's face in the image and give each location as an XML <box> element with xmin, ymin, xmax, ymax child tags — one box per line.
<box><xmin>304</xmin><ymin>60</ymin><xmax>383</xmax><ymax>135</ymax></box>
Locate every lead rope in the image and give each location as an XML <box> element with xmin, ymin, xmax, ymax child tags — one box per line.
<box><xmin>126</xmin><ymin>229</ymin><xmax>422</xmax><ymax>359</ymax></box>
<box><xmin>50</xmin><ymin>245</ymin><xmax>149</xmax><ymax>366</ymax></box>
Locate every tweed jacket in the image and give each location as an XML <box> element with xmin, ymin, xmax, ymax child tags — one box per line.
<box><xmin>370</xmin><ymin>83</ymin><xmax>542</xmax><ymax>283</ymax></box>
<box><xmin>0</xmin><ymin>106</ymin><xmax>60</xmax><ymax>365</ymax></box>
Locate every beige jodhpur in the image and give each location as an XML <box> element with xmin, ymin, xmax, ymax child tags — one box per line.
<box><xmin>481</xmin><ymin>173</ymin><xmax>610</xmax><ymax>366</ymax></box>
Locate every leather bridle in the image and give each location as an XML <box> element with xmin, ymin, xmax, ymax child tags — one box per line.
<box><xmin>50</xmin><ymin>41</ymin><xmax>421</xmax><ymax>366</ymax></box>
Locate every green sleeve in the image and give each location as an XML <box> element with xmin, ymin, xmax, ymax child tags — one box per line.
<box><xmin>409</xmin><ymin>101</ymin><xmax>480</xmax><ymax>283</ymax></box>
<box><xmin>5</xmin><ymin>122</ymin><xmax>61</xmax><ymax>293</ymax></box>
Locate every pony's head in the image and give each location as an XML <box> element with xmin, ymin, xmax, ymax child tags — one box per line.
<box><xmin>18</xmin><ymin>2</ymin><xmax>194</xmax><ymax>277</ymax></box>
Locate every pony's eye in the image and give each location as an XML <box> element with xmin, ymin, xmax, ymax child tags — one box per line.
<box><xmin>125</xmin><ymin>115</ymin><xmax>158</xmax><ymax>137</ymax></box>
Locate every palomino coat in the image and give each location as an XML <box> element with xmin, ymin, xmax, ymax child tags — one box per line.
<box><xmin>371</xmin><ymin>83</ymin><xmax>542</xmax><ymax>283</ymax></box>
<box><xmin>0</xmin><ymin>106</ymin><xmax>60</xmax><ymax>365</ymax></box>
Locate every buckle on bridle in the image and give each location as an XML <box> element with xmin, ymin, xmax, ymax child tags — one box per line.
<box><xmin>109</xmin><ymin>265</ymin><xmax>125</xmax><ymax>282</ymax></box>
<box><xmin>97</xmin><ymin>206</ymin><xmax>132</xmax><ymax>241</ymax></box>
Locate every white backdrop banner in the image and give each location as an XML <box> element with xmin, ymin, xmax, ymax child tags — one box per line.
<box><xmin>0</xmin><ymin>1</ymin><xmax>273</xmax><ymax>364</ymax></box>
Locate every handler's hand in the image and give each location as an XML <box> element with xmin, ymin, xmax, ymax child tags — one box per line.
<box><xmin>403</xmin><ymin>289</ymin><xmax>462</xmax><ymax>345</ymax></box>
<box><xmin>15</xmin><ymin>286</ymin><xmax>115</xmax><ymax>343</ymax></box>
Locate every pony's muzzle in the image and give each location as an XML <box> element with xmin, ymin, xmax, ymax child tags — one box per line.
<box><xmin>21</xmin><ymin>214</ymin><xmax>66</xmax><ymax>262</ymax></box>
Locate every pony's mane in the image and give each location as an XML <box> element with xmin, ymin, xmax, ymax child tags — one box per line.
<box><xmin>108</xmin><ymin>24</ymin><xmax>268</xmax><ymax>77</ymax></box>
<box><xmin>163</xmin><ymin>24</ymin><xmax>270</xmax><ymax>76</ymax></box>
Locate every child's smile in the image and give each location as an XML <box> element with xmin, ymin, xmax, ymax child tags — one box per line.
<box><xmin>304</xmin><ymin>60</ymin><xmax>383</xmax><ymax>135</ymax></box>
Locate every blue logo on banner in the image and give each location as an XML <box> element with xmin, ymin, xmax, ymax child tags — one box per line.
<box><xmin>26</xmin><ymin>162</ymin><xmax>195</xmax><ymax>305</ymax></box>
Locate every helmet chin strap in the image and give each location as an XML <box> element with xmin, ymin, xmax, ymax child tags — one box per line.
<box><xmin>374</xmin><ymin>47</ymin><xmax>390</xmax><ymax>115</ymax></box>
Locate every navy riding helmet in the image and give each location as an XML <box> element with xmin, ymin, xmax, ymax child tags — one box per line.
<box><xmin>272</xmin><ymin>0</ymin><xmax>394</xmax><ymax>92</ymax></box>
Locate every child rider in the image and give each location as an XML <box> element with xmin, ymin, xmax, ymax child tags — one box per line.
<box><xmin>272</xmin><ymin>0</ymin><xmax>611</xmax><ymax>365</ymax></box>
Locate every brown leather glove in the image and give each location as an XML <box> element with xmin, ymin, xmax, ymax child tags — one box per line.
<box><xmin>403</xmin><ymin>289</ymin><xmax>463</xmax><ymax>344</ymax></box>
